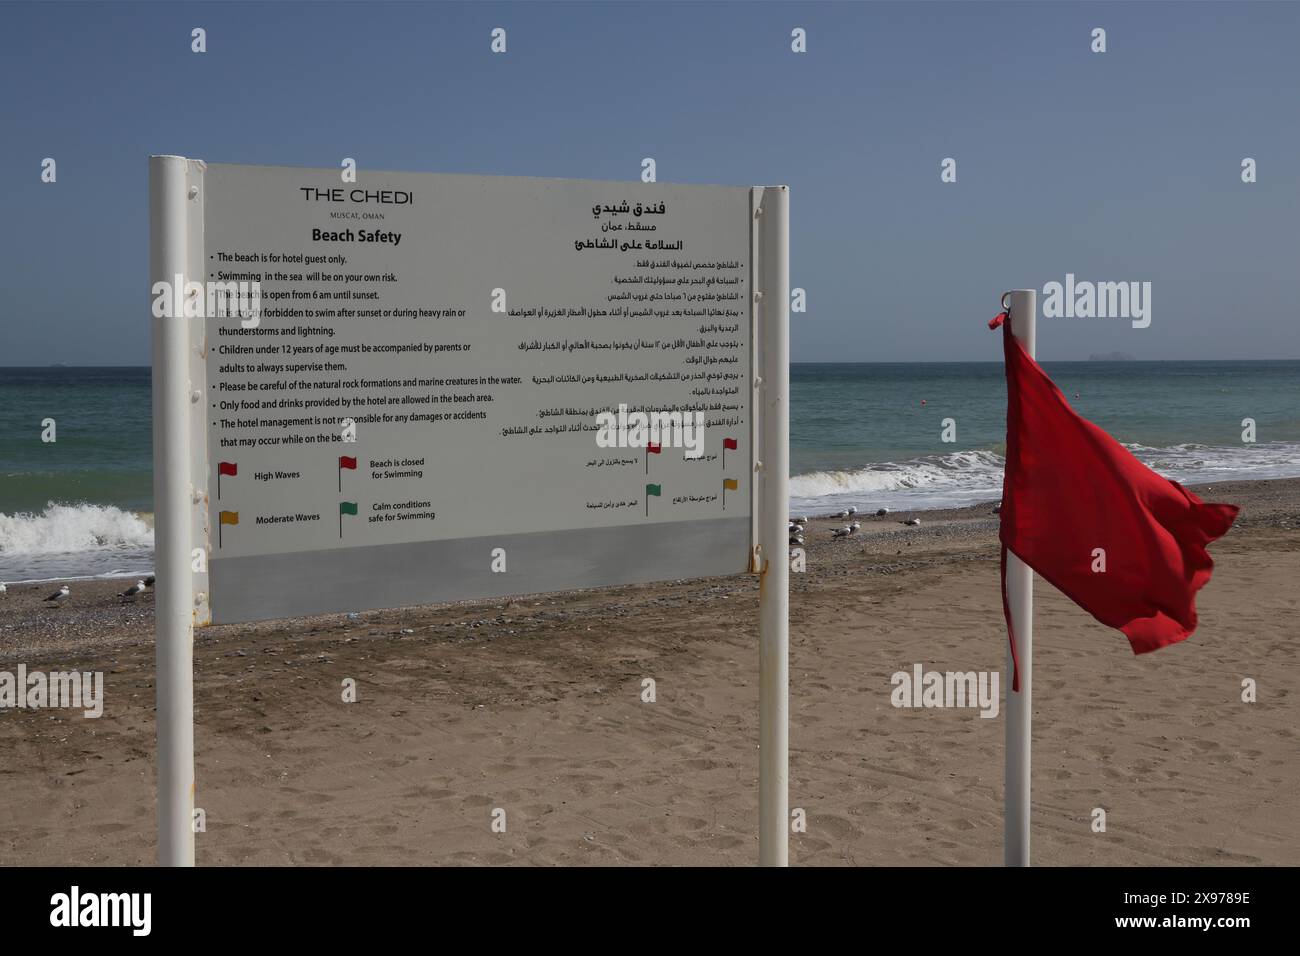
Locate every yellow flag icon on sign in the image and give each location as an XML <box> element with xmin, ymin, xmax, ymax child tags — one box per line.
<box><xmin>722</xmin><ymin>478</ymin><xmax>739</xmax><ymax>512</ymax></box>
<box><xmin>218</xmin><ymin>510</ymin><xmax>238</xmax><ymax>549</ymax></box>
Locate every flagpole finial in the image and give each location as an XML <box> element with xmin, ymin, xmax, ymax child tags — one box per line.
<box><xmin>990</xmin><ymin>292</ymin><xmax>1017</xmax><ymax>330</ymax></box>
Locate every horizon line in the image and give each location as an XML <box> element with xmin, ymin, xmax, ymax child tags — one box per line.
<box><xmin>5</xmin><ymin>358</ymin><xmax>1300</xmax><ymax>370</ymax></box>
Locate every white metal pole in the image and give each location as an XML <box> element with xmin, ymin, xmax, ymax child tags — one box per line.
<box><xmin>150</xmin><ymin>155</ymin><xmax>196</xmax><ymax>866</ymax></box>
<box><xmin>757</xmin><ymin>186</ymin><xmax>790</xmax><ymax>866</ymax></box>
<box><xmin>1004</xmin><ymin>288</ymin><xmax>1035</xmax><ymax>867</ymax></box>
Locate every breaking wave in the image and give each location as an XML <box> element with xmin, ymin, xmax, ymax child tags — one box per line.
<box><xmin>0</xmin><ymin>502</ymin><xmax>154</xmax><ymax>581</ymax></box>
<box><xmin>789</xmin><ymin>442</ymin><xmax>1300</xmax><ymax>514</ymax></box>
<box><xmin>790</xmin><ymin>449</ymin><xmax>1007</xmax><ymax>513</ymax></box>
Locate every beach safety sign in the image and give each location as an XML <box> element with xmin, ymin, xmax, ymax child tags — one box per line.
<box><xmin>169</xmin><ymin>162</ymin><xmax>766</xmax><ymax>623</ymax></box>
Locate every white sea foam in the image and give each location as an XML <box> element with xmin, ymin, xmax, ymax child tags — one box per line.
<box><xmin>2</xmin><ymin>440</ymin><xmax>1298</xmax><ymax>579</ymax></box>
<box><xmin>789</xmin><ymin>441</ymin><xmax>1300</xmax><ymax>514</ymax></box>
<box><xmin>0</xmin><ymin>502</ymin><xmax>154</xmax><ymax>581</ymax></box>
<box><xmin>790</xmin><ymin>450</ymin><xmax>1007</xmax><ymax>513</ymax></box>
<box><xmin>1119</xmin><ymin>441</ymin><xmax>1300</xmax><ymax>483</ymax></box>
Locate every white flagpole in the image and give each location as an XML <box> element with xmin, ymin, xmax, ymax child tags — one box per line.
<box><xmin>757</xmin><ymin>186</ymin><xmax>790</xmax><ymax>866</ymax></box>
<box><xmin>1004</xmin><ymin>288</ymin><xmax>1036</xmax><ymax>867</ymax></box>
<box><xmin>150</xmin><ymin>155</ymin><xmax>196</xmax><ymax>866</ymax></box>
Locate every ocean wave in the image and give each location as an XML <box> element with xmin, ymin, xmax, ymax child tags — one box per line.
<box><xmin>790</xmin><ymin>449</ymin><xmax>1007</xmax><ymax>512</ymax></box>
<box><xmin>790</xmin><ymin>441</ymin><xmax>1300</xmax><ymax>514</ymax></box>
<box><xmin>1119</xmin><ymin>441</ymin><xmax>1300</xmax><ymax>483</ymax></box>
<box><xmin>0</xmin><ymin>502</ymin><xmax>154</xmax><ymax>555</ymax></box>
<box><xmin>0</xmin><ymin>502</ymin><xmax>155</xmax><ymax>581</ymax></box>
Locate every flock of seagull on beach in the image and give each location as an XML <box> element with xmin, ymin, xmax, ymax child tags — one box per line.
<box><xmin>0</xmin><ymin>575</ymin><xmax>157</xmax><ymax>608</ymax></box>
<box><xmin>789</xmin><ymin>505</ymin><xmax>923</xmax><ymax>548</ymax></box>
<box><xmin>0</xmin><ymin>502</ymin><xmax>966</xmax><ymax>606</ymax></box>
<box><xmin>0</xmin><ymin>503</ymin><xmax>972</xmax><ymax>606</ymax></box>
<box><xmin>2</xmin><ymin>501</ymin><xmax>970</xmax><ymax>606</ymax></box>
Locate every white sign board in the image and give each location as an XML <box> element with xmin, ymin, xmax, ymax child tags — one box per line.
<box><xmin>177</xmin><ymin>163</ymin><xmax>759</xmax><ymax>623</ymax></box>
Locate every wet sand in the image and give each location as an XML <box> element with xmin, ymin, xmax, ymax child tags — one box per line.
<box><xmin>1</xmin><ymin>478</ymin><xmax>1296</xmax><ymax>865</ymax></box>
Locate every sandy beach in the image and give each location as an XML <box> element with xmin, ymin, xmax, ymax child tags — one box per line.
<box><xmin>1</xmin><ymin>477</ymin><xmax>1296</xmax><ymax>866</ymax></box>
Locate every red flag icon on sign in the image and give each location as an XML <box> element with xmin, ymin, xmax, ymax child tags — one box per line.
<box><xmin>339</xmin><ymin>455</ymin><xmax>358</xmax><ymax>492</ymax></box>
<box><xmin>992</xmin><ymin>313</ymin><xmax>1238</xmax><ymax>691</ymax></box>
<box><xmin>217</xmin><ymin>461</ymin><xmax>237</xmax><ymax>500</ymax></box>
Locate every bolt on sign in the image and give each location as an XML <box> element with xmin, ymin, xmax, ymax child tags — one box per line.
<box><xmin>158</xmin><ymin>161</ymin><xmax>776</xmax><ymax>624</ymax></box>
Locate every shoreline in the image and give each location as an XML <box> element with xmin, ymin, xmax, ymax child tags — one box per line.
<box><xmin>1</xmin><ymin>475</ymin><xmax>1293</xmax><ymax>666</ymax></box>
<box><xmin>0</xmin><ymin>476</ymin><xmax>1295</xmax><ymax>864</ymax></box>
<box><xmin>4</xmin><ymin>472</ymin><xmax>1294</xmax><ymax>587</ymax></box>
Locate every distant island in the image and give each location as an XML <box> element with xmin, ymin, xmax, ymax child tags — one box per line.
<box><xmin>1087</xmin><ymin>351</ymin><xmax>1135</xmax><ymax>361</ymax></box>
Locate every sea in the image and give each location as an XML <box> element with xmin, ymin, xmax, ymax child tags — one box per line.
<box><xmin>2</xmin><ymin>362</ymin><xmax>1298</xmax><ymax>583</ymax></box>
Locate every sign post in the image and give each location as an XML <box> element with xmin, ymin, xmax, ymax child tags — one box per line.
<box><xmin>756</xmin><ymin>187</ymin><xmax>789</xmax><ymax>867</ymax></box>
<box><xmin>149</xmin><ymin>155</ymin><xmax>196</xmax><ymax>866</ymax></box>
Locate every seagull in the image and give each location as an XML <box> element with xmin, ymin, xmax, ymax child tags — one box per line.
<box><xmin>847</xmin><ymin>522</ymin><xmax>861</xmax><ymax>535</ymax></box>
<box><xmin>791</xmin><ymin>515</ymin><xmax>808</xmax><ymax>525</ymax></box>
<box><xmin>992</xmin><ymin>503</ymin><xmax>1002</xmax><ymax>515</ymax></box>
<box><xmin>835</xmin><ymin>509</ymin><xmax>851</xmax><ymax>519</ymax></box>
<box><xmin>831</xmin><ymin>525</ymin><xmax>852</xmax><ymax>538</ymax></box>
<box><xmin>44</xmin><ymin>585</ymin><xmax>70</xmax><ymax>605</ymax></box>
<box><xmin>847</xmin><ymin>507</ymin><xmax>857</xmax><ymax>516</ymax></box>
<box><xmin>875</xmin><ymin>507</ymin><xmax>889</xmax><ymax>516</ymax></box>
<box><xmin>144</xmin><ymin>575</ymin><xmax>156</xmax><ymax>588</ymax></box>
<box><xmin>119</xmin><ymin>579</ymin><xmax>147</xmax><ymax>601</ymax></box>
<box><xmin>0</xmin><ymin>582</ymin><xmax>6</xmax><ymax>598</ymax></box>
<box><xmin>789</xmin><ymin>535</ymin><xmax>804</xmax><ymax>547</ymax></box>
<box><xmin>903</xmin><ymin>517</ymin><xmax>921</xmax><ymax>527</ymax></box>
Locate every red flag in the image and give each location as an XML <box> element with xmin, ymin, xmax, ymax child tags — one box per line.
<box><xmin>217</xmin><ymin>462</ymin><xmax>237</xmax><ymax>476</ymax></box>
<box><xmin>723</xmin><ymin>437</ymin><xmax>738</xmax><ymax>450</ymax></box>
<box><xmin>339</xmin><ymin>456</ymin><xmax>357</xmax><ymax>470</ymax></box>
<box><xmin>646</xmin><ymin>442</ymin><xmax>661</xmax><ymax>454</ymax></box>
<box><xmin>995</xmin><ymin>316</ymin><xmax>1237</xmax><ymax>691</ymax></box>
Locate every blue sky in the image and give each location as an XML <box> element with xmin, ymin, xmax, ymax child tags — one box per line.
<box><xmin>1</xmin><ymin>0</ymin><xmax>1297</xmax><ymax>364</ymax></box>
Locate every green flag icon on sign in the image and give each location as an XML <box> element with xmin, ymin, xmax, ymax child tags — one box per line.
<box><xmin>339</xmin><ymin>501</ymin><xmax>358</xmax><ymax>538</ymax></box>
<box><xmin>645</xmin><ymin>483</ymin><xmax>661</xmax><ymax>517</ymax></box>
